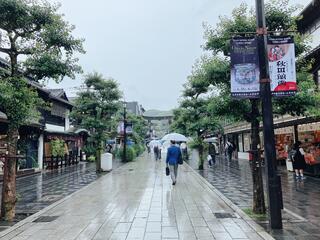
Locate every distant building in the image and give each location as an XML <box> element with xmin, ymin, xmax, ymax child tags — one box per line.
<box><xmin>297</xmin><ymin>0</ymin><xmax>320</xmax><ymax>88</ymax></box>
<box><xmin>143</xmin><ymin>110</ymin><xmax>173</xmax><ymax>139</ymax></box>
<box><xmin>126</xmin><ymin>101</ymin><xmax>145</xmax><ymax>116</ymax></box>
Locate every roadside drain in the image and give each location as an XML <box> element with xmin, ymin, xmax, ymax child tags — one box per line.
<box><xmin>33</xmin><ymin>216</ymin><xmax>59</xmax><ymax>223</ymax></box>
<box><xmin>214</xmin><ymin>212</ymin><xmax>237</xmax><ymax>219</ymax></box>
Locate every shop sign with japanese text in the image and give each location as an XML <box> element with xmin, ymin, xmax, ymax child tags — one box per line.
<box><xmin>117</xmin><ymin>121</ymin><xmax>133</xmax><ymax>135</ymax></box>
<box><xmin>267</xmin><ymin>36</ymin><xmax>297</xmax><ymax>97</ymax></box>
<box><xmin>230</xmin><ymin>37</ymin><xmax>260</xmax><ymax>99</ymax></box>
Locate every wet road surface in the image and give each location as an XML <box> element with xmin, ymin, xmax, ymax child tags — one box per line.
<box><xmin>188</xmin><ymin>151</ymin><xmax>320</xmax><ymax>240</ymax></box>
<box><xmin>0</xmin><ymin>159</ymin><xmax>123</xmax><ymax>231</ymax></box>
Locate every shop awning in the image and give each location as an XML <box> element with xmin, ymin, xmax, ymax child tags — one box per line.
<box><xmin>224</xmin><ymin>115</ymin><xmax>320</xmax><ymax>134</ymax></box>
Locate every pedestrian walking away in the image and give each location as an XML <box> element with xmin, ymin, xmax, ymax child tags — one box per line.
<box><xmin>208</xmin><ymin>142</ymin><xmax>216</xmax><ymax>165</ymax></box>
<box><xmin>146</xmin><ymin>142</ymin><xmax>151</xmax><ymax>154</ymax></box>
<box><xmin>225</xmin><ymin>139</ymin><xmax>234</xmax><ymax>161</ymax></box>
<box><xmin>290</xmin><ymin>141</ymin><xmax>307</xmax><ymax>180</ymax></box>
<box><xmin>207</xmin><ymin>154</ymin><xmax>213</xmax><ymax>168</ymax></box>
<box><xmin>180</xmin><ymin>142</ymin><xmax>188</xmax><ymax>160</ymax></box>
<box><xmin>166</xmin><ymin>140</ymin><xmax>182</xmax><ymax>185</ymax></box>
<box><xmin>153</xmin><ymin>145</ymin><xmax>159</xmax><ymax>160</ymax></box>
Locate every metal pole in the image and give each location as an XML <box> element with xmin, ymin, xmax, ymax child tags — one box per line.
<box><xmin>255</xmin><ymin>0</ymin><xmax>283</xmax><ymax>229</ymax></box>
<box><xmin>123</xmin><ymin>106</ymin><xmax>127</xmax><ymax>162</ymax></box>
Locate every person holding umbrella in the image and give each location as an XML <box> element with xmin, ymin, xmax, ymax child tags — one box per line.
<box><xmin>166</xmin><ymin>140</ymin><xmax>182</xmax><ymax>185</ymax></box>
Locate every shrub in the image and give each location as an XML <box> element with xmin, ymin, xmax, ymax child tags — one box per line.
<box><xmin>88</xmin><ymin>155</ymin><xmax>96</xmax><ymax>162</ymax></box>
<box><xmin>118</xmin><ymin>147</ymin><xmax>136</xmax><ymax>162</ymax></box>
<box><xmin>50</xmin><ymin>139</ymin><xmax>65</xmax><ymax>157</ymax></box>
<box><xmin>133</xmin><ymin>144</ymin><xmax>144</xmax><ymax>156</ymax></box>
<box><xmin>83</xmin><ymin>144</ymin><xmax>96</xmax><ymax>157</ymax></box>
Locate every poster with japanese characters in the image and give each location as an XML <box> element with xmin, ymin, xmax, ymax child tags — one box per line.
<box><xmin>267</xmin><ymin>36</ymin><xmax>297</xmax><ymax>97</ymax></box>
<box><xmin>230</xmin><ymin>37</ymin><xmax>260</xmax><ymax>99</ymax></box>
<box><xmin>117</xmin><ymin>122</ymin><xmax>133</xmax><ymax>135</ymax></box>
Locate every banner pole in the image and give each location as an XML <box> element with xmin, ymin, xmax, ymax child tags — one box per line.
<box><xmin>255</xmin><ymin>0</ymin><xmax>283</xmax><ymax>229</ymax></box>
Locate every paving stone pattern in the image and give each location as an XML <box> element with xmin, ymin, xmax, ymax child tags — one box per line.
<box><xmin>187</xmin><ymin>151</ymin><xmax>320</xmax><ymax>240</ymax></box>
<box><xmin>0</xmin><ymin>153</ymin><xmax>272</xmax><ymax>240</ymax></box>
<box><xmin>0</xmin><ymin>159</ymin><xmax>123</xmax><ymax>231</ymax></box>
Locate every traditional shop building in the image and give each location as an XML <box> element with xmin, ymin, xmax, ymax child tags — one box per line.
<box><xmin>0</xmin><ymin>59</ymin><xmax>88</xmax><ymax>172</ymax></box>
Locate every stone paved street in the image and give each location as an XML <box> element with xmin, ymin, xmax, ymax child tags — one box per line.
<box><xmin>0</xmin><ymin>153</ymin><xmax>273</xmax><ymax>240</ymax></box>
<box><xmin>188</xmin><ymin>151</ymin><xmax>320</xmax><ymax>240</ymax></box>
<box><xmin>0</xmin><ymin>159</ymin><xmax>123</xmax><ymax>232</ymax></box>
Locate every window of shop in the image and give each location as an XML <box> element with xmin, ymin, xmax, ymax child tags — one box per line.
<box><xmin>274</xmin><ymin>127</ymin><xmax>294</xmax><ymax>160</ymax></box>
<box><xmin>238</xmin><ymin>134</ymin><xmax>243</xmax><ymax>152</ymax></box>
<box><xmin>298</xmin><ymin>122</ymin><xmax>320</xmax><ymax>164</ymax></box>
<box><xmin>243</xmin><ymin>133</ymin><xmax>251</xmax><ymax>152</ymax></box>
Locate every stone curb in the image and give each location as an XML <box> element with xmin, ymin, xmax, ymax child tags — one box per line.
<box><xmin>0</xmin><ymin>159</ymin><xmax>133</xmax><ymax>239</ymax></box>
<box><xmin>184</xmin><ymin>163</ymin><xmax>275</xmax><ymax>240</ymax></box>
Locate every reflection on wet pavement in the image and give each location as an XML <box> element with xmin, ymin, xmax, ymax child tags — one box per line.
<box><xmin>1</xmin><ymin>153</ymin><xmax>273</xmax><ymax>240</ymax></box>
<box><xmin>0</xmin><ymin>159</ymin><xmax>123</xmax><ymax>231</ymax></box>
<box><xmin>188</xmin><ymin>150</ymin><xmax>320</xmax><ymax>240</ymax></box>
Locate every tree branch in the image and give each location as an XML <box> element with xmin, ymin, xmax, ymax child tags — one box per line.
<box><xmin>0</xmin><ymin>47</ymin><xmax>10</xmax><ymax>54</ymax></box>
<box><xmin>17</xmin><ymin>49</ymin><xmax>33</xmax><ymax>55</ymax></box>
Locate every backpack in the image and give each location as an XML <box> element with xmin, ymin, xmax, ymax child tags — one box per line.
<box><xmin>289</xmin><ymin>149</ymin><xmax>297</xmax><ymax>161</ymax></box>
<box><xmin>227</xmin><ymin>142</ymin><xmax>234</xmax><ymax>153</ymax></box>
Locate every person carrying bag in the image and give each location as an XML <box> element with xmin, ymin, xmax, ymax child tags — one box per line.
<box><xmin>166</xmin><ymin>140</ymin><xmax>182</xmax><ymax>185</ymax></box>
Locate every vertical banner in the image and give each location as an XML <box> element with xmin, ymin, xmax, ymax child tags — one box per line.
<box><xmin>268</xmin><ymin>36</ymin><xmax>296</xmax><ymax>96</ymax></box>
<box><xmin>117</xmin><ymin>121</ymin><xmax>133</xmax><ymax>135</ymax></box>
<box><xmin>230</xmin><ymin>37</ymin><xmax>260</xmax><ymax>98</ymax></box>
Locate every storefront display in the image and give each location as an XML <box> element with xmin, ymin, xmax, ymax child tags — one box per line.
<box><xmin>298</xmin><ymin>123</ymin><xmax>320</xmax><ymax>164</ymax></box>
<box><xmin>274</xmin><ymin>127</ymin><xmax>294</xmax><ymax>160</ymax></box>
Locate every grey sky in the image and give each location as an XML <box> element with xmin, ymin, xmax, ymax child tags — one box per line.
<box><xmin>48</xmin><ymin>0</ymin><xmax>307</xmax><ymax>110</ymax></box>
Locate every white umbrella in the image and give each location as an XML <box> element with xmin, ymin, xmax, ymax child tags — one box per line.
<box><xmin>149</xmin><ymin>139</ymin><xmax>161</xmax><ymax>147</ymax></box>
<box><xmin>161</xmin><ymin>133</ymin><xmax>188</xmax><ymax>142</ymax></box>
<box><xmin>204</xmin><ymin>137</ymin><xmax>219</xmax><ymax>143</ymax></box>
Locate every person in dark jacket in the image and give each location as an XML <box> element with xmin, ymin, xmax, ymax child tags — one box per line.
<box><xmin>292</xmin><ymin>141</ymin><xmax>307</xmax><ymax>180</ymax></box>
<box><xmin>166</xmin><ymin>140</ymin><xmax>182</xmax><ymax>185</ymax></box>
<box><xmin>208</xmin><ymin>143</ymin><xmax>216</xmax><ymax>165</ymax></box>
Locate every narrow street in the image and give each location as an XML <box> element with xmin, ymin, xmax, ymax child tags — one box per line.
<box><xmin>188</xmin><ymin>151</ymin><xmax>320</xmax><ymax>240</ymax></box>
<box><xmin>0</xmin><ymin>153</ymin><xmax>272</xmax><ymax>240</ymax></box>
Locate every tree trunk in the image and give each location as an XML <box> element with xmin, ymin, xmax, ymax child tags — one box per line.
<box><xmin>198</xmin><ymin>144</ymin><xmax>204</xmax><ymax>170</ymax></box>
<box><xmin>250</xmin><ymin>100</ymin><xmax>266</xmax><ymax>214</ymax></box>
<box><xmin>197</xmin><ymin>134</ymin><xmax>204</xmax><ymax>170</ymax></box>
<box><xmin>95</xmin><ymin>141</ymin><xmax>102</xmax><ymax>172</ymax></box>
<box><xmin>9</xmin><ymin>53</ymin><xmax>18</xmax><ymax>77</ymax></box>
<box><xmin>1</xmin><ymin>127</ymin><xmax>18</xmax><ymax>221</ymax></box>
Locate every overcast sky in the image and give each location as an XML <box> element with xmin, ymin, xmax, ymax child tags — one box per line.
<box><xmin>47</xmin><ymin>0</ymin><xmax>307</xmax><ymax>111</ymax></box>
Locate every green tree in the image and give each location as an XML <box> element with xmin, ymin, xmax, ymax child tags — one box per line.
<box><xmin>171</xmin><ymin>65</ymin><xmax>221</xmax><ymax>169</ymax></box>
<box><xmin>0</xmin><ymin>0</ymin><xmax>83</xmax><ymax>221</ymax></box>
<box><xmin>110</xmin><ymin>112</ymin><xmax>148</xmax><ymax>160</ymax></box>
<box><xmin>203</xmin><ymin>0</ymin><xmax>319</xmax><ymax>214</ymax></box>
<box><xmin>71</xmin><ymin>72</ymin><xmax>121</xmax><ymax>172</ymax></box>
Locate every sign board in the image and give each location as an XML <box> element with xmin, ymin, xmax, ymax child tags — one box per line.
<box><xmin>230</xmin><ymin>37</ymin><xmax>260</xmax><ymax>99</ymax></box>
<box><xmin>117</xmin><ymin>121</ymin><xmax>133</xmax><ymax>135</ymax></box>
<box><xmin>267</xmin><ymin>36</ymin><xmax>297</xmax><ymax>96</ymax></box>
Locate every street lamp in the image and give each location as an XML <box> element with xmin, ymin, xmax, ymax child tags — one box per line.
<box><xmin>123</xmin><ymin>102</ymin><xmax>127</xmax><ymax>162</ymax></box>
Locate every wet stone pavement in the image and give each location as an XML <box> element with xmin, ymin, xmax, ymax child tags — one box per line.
<box><xmin>187</xmin><ymin>151</ymin><xmax>320</xmax><ymax>240</ymax></box>
<box><xmin>0</xmin><ymin>158</ymin><xmax>123</xmax><ymax>232</ymax></box>
<box><xmin>0</xmin><ymin>152</ymin><xmax>273</xmax><ymax>240</ymax></box>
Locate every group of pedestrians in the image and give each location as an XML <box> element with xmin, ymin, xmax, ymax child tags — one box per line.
<box><xmin>207</xmin><ymin>139</ymin><xmax>235</xmax><ymax>167</ymax></box>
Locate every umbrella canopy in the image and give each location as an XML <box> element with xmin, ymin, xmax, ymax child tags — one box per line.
<box><xmin>161</xmin><ymin>133</ymin><xmax>188</xmax><ymax>142</ymax></box>
<box><xmin>149</xmin><ymin>139</ymin><xmax>162</xmax><ymax>147</ymax></box>
<box><xmin>204</xmin><ymin>137</ymin><xmax>219</xmax><ymax>143</ymax></box>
